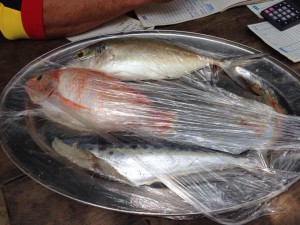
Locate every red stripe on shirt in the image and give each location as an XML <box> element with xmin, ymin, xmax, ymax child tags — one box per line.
<box><xmin>21</xmin><ymin>0</ymin><xmax>45</xmax><ymax>39</ymax></box>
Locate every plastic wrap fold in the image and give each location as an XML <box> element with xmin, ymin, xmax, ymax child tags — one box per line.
<box><xmin>1</xmin><ymin>35</ymin><xmax>300</xmax><ymax>225</ymax></box>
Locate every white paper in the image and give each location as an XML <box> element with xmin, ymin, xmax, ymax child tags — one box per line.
<box><xmin>248</xmin><ymin>21</ymin><xmax>300</xmax><ymax>62</ymax></box>
<box><xmin>67</xmin><ymin>15</ymin><xmax>151</xmax><ymax>42</ymax></box>
<box><xmin>247</xmin><ymin>0</ymin><xmax>282</xmax><ymax>18</ymax></box>
<box><xmin>135</xmin><ymin>0</ymin><xmax>267</xmax><ymax>27</ymax></box>
<box><xmin>135</xmin><ymin>0</ymin><xmax>217</xmax><ymax>27</ymax></box>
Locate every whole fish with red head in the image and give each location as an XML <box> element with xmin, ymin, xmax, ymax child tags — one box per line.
<box><xmin>25</xmin><ymin>68</ymin><xmax>175</xmax><ymax>136</ymax></box>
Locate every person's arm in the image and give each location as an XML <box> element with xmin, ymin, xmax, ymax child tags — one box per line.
<box><xmin>0</xmin><ymin>0</ymin><xmax>171</xmax><ymax>40</ymax></box>
<box><xmin>44</xmin><ymin>0</ymin><xmax>171</xmax><ymax>38</ymax></box>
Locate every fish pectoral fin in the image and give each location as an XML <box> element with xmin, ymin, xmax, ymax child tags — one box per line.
<box><xmin>55</xmin><ymin>93</ymin><xmax>89</xmax><ymax>111</ymax></box>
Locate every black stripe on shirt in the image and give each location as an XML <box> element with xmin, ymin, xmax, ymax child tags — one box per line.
<box><xmin>1</xmin><ymin>0</ymin><xmax>22</xmax><ymax>11</ymax></box>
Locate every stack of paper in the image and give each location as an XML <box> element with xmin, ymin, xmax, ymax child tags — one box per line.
<box><xmin>135</xmin><ymin>0</ymin><xmax>268</xmax><ymax>27</ymax></box>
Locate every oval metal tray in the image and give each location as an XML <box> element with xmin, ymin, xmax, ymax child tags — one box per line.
<box><xmin>1</xmin><ymin>30</ymin><xmax>300</xmax><ymax>216</ymax></box>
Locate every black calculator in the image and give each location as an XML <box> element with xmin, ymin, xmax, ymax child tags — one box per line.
<box><xmin>260</xmin><ymin>0</ymin><xmax>300</xmax><ymax>31</ymax></box>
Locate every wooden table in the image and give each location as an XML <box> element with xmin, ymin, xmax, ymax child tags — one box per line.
<box><xmin>0</xmin><ymin>6</ymin><xmax>300</xmax><ymax>225</ymax></box>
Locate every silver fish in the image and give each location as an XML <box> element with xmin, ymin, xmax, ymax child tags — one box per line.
<box><xmin>66</xmin><ymin>38</ymin><xmax>267</xmax><ymax>84</ymax></box>
<box><xmin>230</xmin><ymin>66</ymin><xmax>288</xmax><ymax>114</ymax></box>
<box><xmin>52</xmin><ymin>137</ymin><xmax>257</xmax><ymax>186</ymax></box>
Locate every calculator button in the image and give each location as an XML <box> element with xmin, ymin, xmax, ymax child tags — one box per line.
<box><xmin>286</xmin><ymin>15</ymin><xmax>291</xmax><ymax>19</ymax></box>
<box><xmin>282</xmin><ymin>11</ymin><xmax>287</xmax><ymax>15</ymax></box>
<box><xmin>269</xmin><ymin>7</ymin><xmax>275</xmax><ymax>11</ymax></box>
<box><xmin>273</xmin><ymin>16</ymin><xmax>278</xmax><ymax>20</ymax></box>
<box><xmin>278</xmin><ymin>14</ymin><xmax>283</xmax><ymax>17</ymax></box>
<box><xmin>291</xmin><ymin>12</ymin><xmax>296</xmax><ymax>16</ymax></box>
<box><xmin>264</xmin><ymin>9</ymin><xmax>270</xmax><ymax>13</ymax></box>
<box><xmin>269</xmin><ymin>13</ymin><xmax>274</xmax><ymax>16</ymax></box>
<box><xmin>282</xmin><ymin>17</ymin><xmax>287</xmax><ymax>21</ymax></box>
<box><xmin>273</xmin><ymin>10</ymin><xmax>279</xmax><ymax>14</ymax></box>
<box><xmin>287</xmin><ymin>9</ymin><xmax>292</xmax><ymax>13</ymax></box>
<box><xmin>278</xmin><ymin>8</ymin><xmax>283</xmax><ymax>12</ymax></box>
<box><xmin>282</xmin><ymin>6</ymin><xmax>287</xmax><ymax>10</ymax></box>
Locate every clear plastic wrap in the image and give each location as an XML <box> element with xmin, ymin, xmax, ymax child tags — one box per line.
<box><xmin>1</xmin><ymin>33</ymin><xmax>300</xmax><ymax>225</ymax></box>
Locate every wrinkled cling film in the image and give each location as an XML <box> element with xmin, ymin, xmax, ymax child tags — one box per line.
<box><xmin>1</xmin><ymin>36</ymin><xmax>300</xmax><ymax>225</ymax></box>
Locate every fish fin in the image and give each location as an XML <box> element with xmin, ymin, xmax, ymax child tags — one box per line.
<box><xmin>54</xmin><ymin>92</ymin><xmax>89</xmax><ymax>111</ymax></box>
<box><xmin>221</xmin><ymin>53</ymin><xmax>269</xmax><ymax>62</ymax></box>
<box><xmin>219</xmin><ymin>53</ymin><xmax>269</xmax><ymax>95</ymax></box>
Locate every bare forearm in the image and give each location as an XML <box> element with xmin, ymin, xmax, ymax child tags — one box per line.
<box><xmin>43</xmin><ymin>0</ymin><xmax>169</xmax><ymax>38</ymax></box>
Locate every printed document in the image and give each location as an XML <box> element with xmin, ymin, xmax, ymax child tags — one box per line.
<box><xmin>248</xmin><ymin>22</ymin><xmax>300</xmax><ymax>62</ymax></box>
<box><xmin>135</xmin><ymin>0</ymin><xmax>267</xmax><ymax>27</ymax></box>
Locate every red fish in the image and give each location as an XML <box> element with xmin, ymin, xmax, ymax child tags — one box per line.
<box><xmin>25</xmin><ymin>68</ymin><xmax>175</xmax><ymax>136</ymax></box>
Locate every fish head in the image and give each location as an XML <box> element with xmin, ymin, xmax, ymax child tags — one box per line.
<box><xmin>70</xmin><ymin>42</ymin><xmax>108</xmax><ymax>64</ymax></box>
<box><xmin>25</xmin><ymin>70</ymin><xmax>60</xmax><ymax>103</ymax></box>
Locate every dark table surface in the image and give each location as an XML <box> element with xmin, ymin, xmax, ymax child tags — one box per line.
<box><xmin>0</xmin><ymin>5</ymin><xmax>300</xmax><ymax>225</ymax></box>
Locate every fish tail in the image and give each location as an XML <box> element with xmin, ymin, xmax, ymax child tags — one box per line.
<box><xmin>222</xmin><ymin>53</ymin><xmax>269</xmax><ymax>63</ymax></box>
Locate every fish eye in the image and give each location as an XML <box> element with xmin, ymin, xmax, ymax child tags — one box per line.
<box><xmin>77</xmin><ymin>51</ymin><xmax>85</xmax><ymax>58</ymax></box>
<box><xmin>36</xmin><ymin>74</ymin><xmax>43</xmax><ymax>81</ymax></box>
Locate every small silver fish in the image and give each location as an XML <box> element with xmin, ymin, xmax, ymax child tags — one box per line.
<box><xmin>232</xmin><ymin>66</ymin><xmax>288</xmax><ymax>114</ymax></box>
<box><xmin>68</xmin><ymin>38</ymin><xmax>210</xmax><ymax>80</ymax></box>
<box><xmin>67</xmin><ymin>38</ymin><xmax>265</xmax><ymax>82</ymax></box>
<box><xmin>52</xmin><ymin>137</ymin><xmax>256</xmax><ymax>186</ymax></box>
